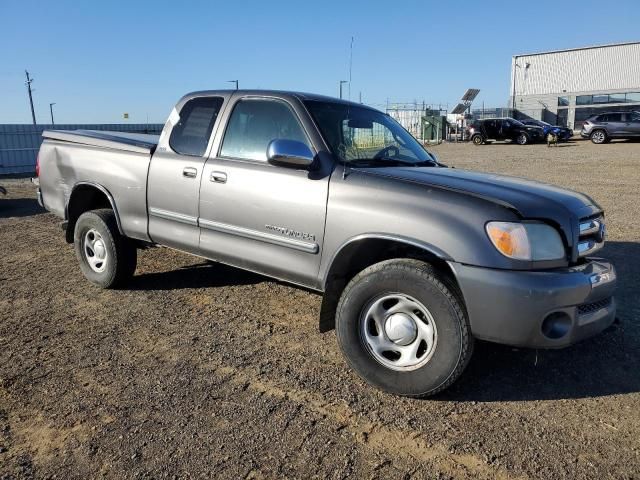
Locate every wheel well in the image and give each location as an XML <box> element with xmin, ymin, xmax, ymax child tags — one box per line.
<box><xmin>65</xmin><ymin>185</ymin><xmax>117</xmax><ymax>243</ymax></box>
<box><xmin>319</xmin><ymin>238</ymin><xmax>460</xmax><ymax>332</ymax></box>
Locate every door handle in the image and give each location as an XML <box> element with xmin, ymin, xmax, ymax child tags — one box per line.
<box><xmin>183</xmin><ymin>167</ymin><xmax>197</xmax><ymax>178</ymax></box>
<box><xmin>210</xmin><ymin>171</ymin><xmax>227</xmax><ymax>183</ymax></box>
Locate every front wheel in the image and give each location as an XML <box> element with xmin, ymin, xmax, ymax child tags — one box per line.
<box><xmin>471</xmin><ymin>134</ymin><xmax>484</xmax><ymax>146</ymax></box>
<box><xmin>516</xmin><ymin>132</ymin><xmax>530</xmax><ymax>145</ymax></box>
<box><xmin>335</xmin><ymin>259</ymin><xmax>473</xmax><ymax>397</ymax></box>
<box><xmin>74</xmin><ymin>209</ymin><xmax>137</xmax><ymax>288</ymax></box>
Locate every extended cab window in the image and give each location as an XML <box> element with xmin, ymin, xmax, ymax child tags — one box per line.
<box><xmin>169</xmin><ymin>97</ymin><xmax>223</xmax><ymax>156</ymax></box>
<box><xmin>220</xmin><ymin>99</ymin><xmax>309</xmax><ymax>161</ymax></box>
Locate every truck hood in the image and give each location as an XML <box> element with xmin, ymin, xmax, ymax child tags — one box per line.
<box><xmin>359</xmin><ymin>166</ymin><xmax>601</xmax><ymax>223</ymax></box>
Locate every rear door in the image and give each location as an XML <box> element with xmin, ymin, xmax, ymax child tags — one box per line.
<box><xmin>483</xmin><ymin>120</ymin><xmax>497</xmax><ymax>139</ymax></box>
<box><xmin>147</xmin><ymin>95</ymin><xmax>227</xmax><ymax>253</ymax></box>
<box><xmin>602</xmin><ymin>113</ymin><xmax>625</xmax><ymax>137</ymax></box>
<box><xmin>197</xmin><ymin>95</ymin><xmax>330</xmax><ymax>286</ymax></box>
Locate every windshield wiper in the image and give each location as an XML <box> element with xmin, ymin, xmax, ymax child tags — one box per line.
<box><xmin>348</xmin><ymin>157</ymin><xmax>436</xmax><ymax>168</ymax></box>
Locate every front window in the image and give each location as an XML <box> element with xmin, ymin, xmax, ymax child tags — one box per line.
<box><xmin>220</xmin><ymin>98</ymin><xmax>310</xmax><ymax>162</ymax></box>
<box><xmin>507</xmin><ymin>118</ymin><xmax>525</xmax><ymax>127</ymax></box>
<box><xmin>304</xmin><ymin>100</ymin><xmax>434</xmax><ymax>166</ymax></box>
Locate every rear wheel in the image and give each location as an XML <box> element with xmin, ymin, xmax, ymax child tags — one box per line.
<box><xmin>590</xmin><ymin>129</ymin><xmax>607</xmax><ymax>144</ymax></box>
<box><xmin>471</xmin><ymin>134</ymin><xmax>484</xmax><ymax>146</ymax></box>
<box><xmin>516</xmin><ymin>132</ymin><xmax>529</xmax><ymax>145</ymax></box>
<box><xmin>335</xmin><ymin>259</ymin><xmax>473</xmax><ymax>397</ymax></box>
<box><xmin>74</xmin><ymin>209</ymin><xmax>137</xmax><ymax>288</ymax></box>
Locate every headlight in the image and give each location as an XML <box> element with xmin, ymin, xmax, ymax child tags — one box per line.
<box><xmin>486</xmin><ymin>221</ymin><xmax>565</xmax><ymax>261</ymax></box>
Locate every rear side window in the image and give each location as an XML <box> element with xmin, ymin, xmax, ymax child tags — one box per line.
<box><xmin>170</xmin><ymin>97</ymin><xmax>223</xmax><ymax>156</ymax></box>
<box><xmin>604</xmin><ymin>113</ymin><xmax>623</xmax><ymax>122</ymax></box>
<box><xmin>220</xmin><ymin>99</ymin><xmax>310</xmax><ymax>161</ymax></box>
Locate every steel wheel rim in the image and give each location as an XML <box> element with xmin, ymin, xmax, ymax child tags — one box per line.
<box><xmin>359</xmin><ymin>293</ymin><xmax>438</xmax><ymax>371</ymax></box>
<box><xmin>83</xmin><ymin>228</ymin><xmax>108</xmax><ymax>273</ymax></box>
<box><xmin>592</xmin><ymin>131</ymin><xmax>605</xmax><ymax>143</ymax></box>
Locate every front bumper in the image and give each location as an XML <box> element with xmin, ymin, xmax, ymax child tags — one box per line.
<box><xmin>449</xmin><ymin>258</ymin><xmax>617</xmax><ymax>348</ymax></box>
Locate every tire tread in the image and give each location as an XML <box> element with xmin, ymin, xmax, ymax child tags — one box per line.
<box><xmin>336</xmin><ymin>258</ymin><xmax>473</xmax><ymax>398</ymax></box>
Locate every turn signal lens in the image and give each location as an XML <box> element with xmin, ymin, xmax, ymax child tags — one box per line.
<box><xmin>486</xmin><ymin>222</ymin><xmax>531</xmax><ymax>260</ymax></box>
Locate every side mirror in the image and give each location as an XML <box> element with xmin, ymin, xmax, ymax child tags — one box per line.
<box><xmin>267</xmin><ymin>139</ymin><xmax>314</xmax><ymax>169</ymax></box>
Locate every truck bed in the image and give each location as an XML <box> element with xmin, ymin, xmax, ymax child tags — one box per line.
<box><xmin>42</xmin><ymin>129</ymin><xmax>159</xmax><ymax>155</ymax></box>
<box><xmin>38</xmin><ymin>129</ymin><xmax>156</xmax><ymax>242</ymax></box>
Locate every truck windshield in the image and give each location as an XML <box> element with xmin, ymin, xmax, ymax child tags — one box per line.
<box><xmin>304</xmin><ymin>100</ymin><xmax>435</xmax><ymax>166</ymax></box>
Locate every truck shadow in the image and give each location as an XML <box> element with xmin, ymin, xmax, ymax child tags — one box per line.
<box><xmin>127</xmin><ymin>239</ymin><xmax>639</xmax><ymax>401</ymax></box>
<box><xmin>439</xmin><ymin>240</ymin><xmax>640</xmax><ymax>402</ymax></box>
<box><xmin>128</xmin><ymin>261</ymin><xmax>265</xmax><ymax>290</ymax></box>
<box><xmin>0</xmin><ymin>197</ymin><xmax>45</xmax><ymax>219</ymax></box>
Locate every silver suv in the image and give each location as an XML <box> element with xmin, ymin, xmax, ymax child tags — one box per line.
<box><xmin>581</xmin><ymin>111</ymin><xmax>640</xmax><ymax>144</ymax></box>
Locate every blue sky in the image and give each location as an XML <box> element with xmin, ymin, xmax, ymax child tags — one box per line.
<box><xmin>2</xmin><ymin>0</ymin><xmax>639</xmax><ymax>124</ymax></box>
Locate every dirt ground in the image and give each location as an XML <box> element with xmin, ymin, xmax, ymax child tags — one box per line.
<box><xmin>1</xmin><ymin>139</ymin><xmax>639</xmax><ymax>479</ymax></box>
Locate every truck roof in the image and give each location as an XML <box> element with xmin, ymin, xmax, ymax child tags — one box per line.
<box><xmin>182</xmin><ymin>89</ymin><xmax>377</xmax><ymax>110</ymax></box>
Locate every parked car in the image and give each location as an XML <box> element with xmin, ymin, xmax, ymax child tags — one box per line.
<box><xmin>521</xmin><ymin>119</ymin><xmax>573</xmax><ymax>141</ymax></box>
<box><xmin>581</xmin><ymin>111</ymin><xmax>640</xmax><ymax>144</ymax></box>
<box><xmin>36</xmin><ymin>90</ymin><xmax>616</xmax><ymax>398</ymax></box>
<box><xmin>468</xmin><ymin>118</ymin><xmax>544</xmax><ymax>145</ymax></box>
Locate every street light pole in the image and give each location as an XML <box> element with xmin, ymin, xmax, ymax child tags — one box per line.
<box><xmin>339</xmin><ymin>80</ymin><xmax>348</xmax><ymax>99</ymax></box>
<box><xmin>227</xmin><ymin>80</ymin><xmax>239</xmax><ymax>90</ymax></box>
<box><xmin>512</xmin><ymin>61</ymin><xmax>519</xmax><ymax>111</ymax></box>
<box><xmin>511</xmin><ymin>61</ymin><xmax>529</xmax><ymax>113</ymax></box>
<box><xmin>49</xmin><ymin>103</ymin><xmax>56</xmax><ymax>125</ymax></box>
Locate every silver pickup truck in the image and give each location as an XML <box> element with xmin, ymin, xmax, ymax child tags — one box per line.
<box><xmin>36</xmin><ymin>90</ymin><xmax>617</xmax><ymax>397</ymax></box>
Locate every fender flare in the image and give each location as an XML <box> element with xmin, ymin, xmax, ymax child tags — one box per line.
<box><xmin>322</xmin><ymin>233</ymin><xmax>453</xmax><ymax>289</ymax></box>
<box><xmin>66</xmin><ymin>181</ymin><xmax>125</xmax><ymax>235</ymax></box>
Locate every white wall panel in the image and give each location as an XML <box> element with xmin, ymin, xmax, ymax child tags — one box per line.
<box><xmin>511</xmin><ymin>43</ymin><xmax>640</xmax><ymax>96</ymax></box>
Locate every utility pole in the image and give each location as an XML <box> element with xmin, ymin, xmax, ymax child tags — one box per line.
<box><xmin>49</xmin><ymin>103</ymin><xmax>56</xmax><ymax>125</ymax></box>
<box><xmin>25</xmin><ymin>70</ymin><xmax>36</xmax><ymax>125</ymax></box>
<box><xmin>339</xmin><ymin>80</ymin><xmax>348</xmax><ymax>99</ymax></box>
<box><xmin>227</xmin><ymin>80</ymin><xmax>239</xmax><ymax>90</ymax></box>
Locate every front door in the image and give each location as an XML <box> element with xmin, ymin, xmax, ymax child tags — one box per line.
<box><xmin>198</xmin><ymin>96</ymin><xmax>330</xmax><ymax>286</ymax></box>
<box><xmin>625</xmin><ymin>112</ymin><xmax>640</xmax><ymax>136</ymax></box>
<box><xmin>147</xmin><ymin>96</ymin><xmax>225</xmax><ymax>253</ymax></box>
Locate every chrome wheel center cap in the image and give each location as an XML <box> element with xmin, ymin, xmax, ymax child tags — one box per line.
<box><xmin>94</xmin><ymin>240</ymin><xmax>106</xmax><ymax>259</ymax></box>
<box><xmin>384</xmin><ymin>313</ymin><xmax>417</xmax><ymax>346</ymax></box>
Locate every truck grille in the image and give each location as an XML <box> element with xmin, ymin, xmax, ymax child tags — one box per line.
<box><xmin>577</xmin><ymin>215</ymin><xmax>605</xmax><ymax>258</ymax></box>
<box><xmin>577</xmin><ymin>297</ymin><xmax>612</xmax><ymax>315</ymax></box>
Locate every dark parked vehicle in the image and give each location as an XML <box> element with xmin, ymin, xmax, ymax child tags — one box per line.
<box><xmin>521</xmin><ymin>119</ymin><xmax>573</xmax><ymax>141</ymax></box>
<box><xmin>468</xmin><ymin>118</ymin><xmax>544</xmax><ymax>145</ymax></box>
<box><xmin>581</xmin><ymin>111</ymin><xmax>640</xmax><ymax>144</ymax></box>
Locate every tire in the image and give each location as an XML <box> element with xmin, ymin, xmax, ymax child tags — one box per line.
<box><xmin>335</xmin><ymin>259</ymin><xmax>473</xmax><ymax>398</ymax></box>
<box><xmin>590</xmin><ymin>129</ymin><xmax>607</xmax><ymax>144</ymax></box>
<box><xmin>515</xmin><ymin>132</ymin><xmax>529</xmax><ymax>145</ymax></box>
<box><xmin>73</xmin><ymin>209</ymin><xmax>137</xmax><ymax>288</ymax></box>
<box><xmin>471</xmin><ymin>134</ymin><xmax>484</xmax><ymax>146</ymax></box>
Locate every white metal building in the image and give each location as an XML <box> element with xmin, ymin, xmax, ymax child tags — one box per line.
<box><xmin>510</xmin><ymin>42</ymin><xmax>640</xmax><ymax>130</ymax></box>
